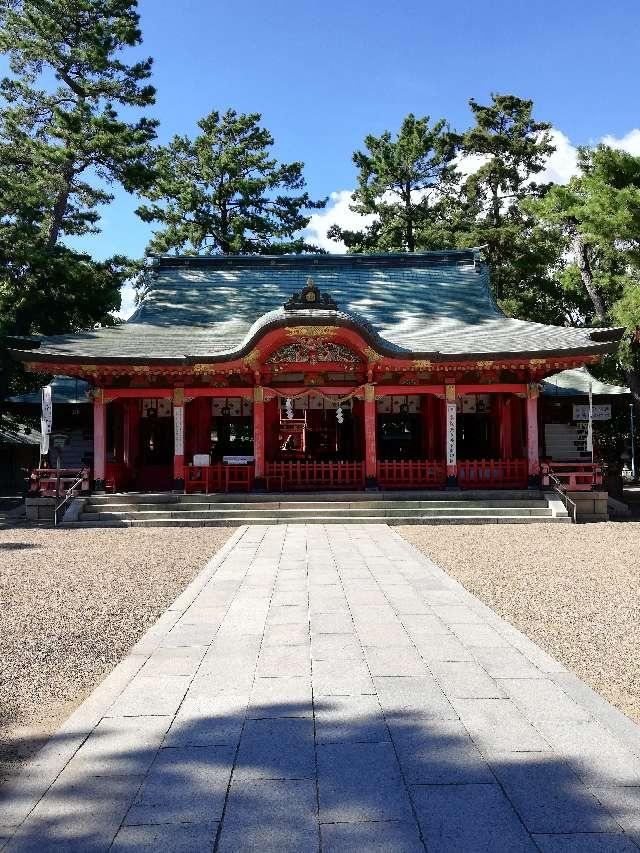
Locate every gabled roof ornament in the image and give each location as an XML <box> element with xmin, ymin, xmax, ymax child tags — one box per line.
<box><xmin>284</xmin><ymin>276</ymin><xmax>338</xmax><ymax>311</ymax></box>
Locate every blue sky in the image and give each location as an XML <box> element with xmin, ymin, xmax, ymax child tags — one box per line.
<box><xmin>9</xmin><ymin>0</ymin><xmax>640</xmax><ymax>312</ymax></box>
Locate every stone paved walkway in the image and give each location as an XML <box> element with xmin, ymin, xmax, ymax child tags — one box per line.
<box><xmin>2</xmin><ymin>524</ymin><xmax>640</xmax><ymax>852</ymax></box>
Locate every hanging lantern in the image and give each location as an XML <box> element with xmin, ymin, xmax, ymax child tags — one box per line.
<box><xmin>71</xmin><ymin>378</ymin><xmax>81</xmax><ymax>418</ymax></box>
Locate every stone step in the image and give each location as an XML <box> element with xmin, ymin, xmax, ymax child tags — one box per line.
<box><xmin>86</xmin><ymin>489</ymin><xmax>547</xmax><ymax>505</ymax></box>
<box><xmin>81</xmin><ymin>506</ymin><xmax>555</xmax><ymax>522</ymax></box>
<box><xmin>82</xmin><ymin>498</ymin><xmax>551</xmax><ymax>512</ymax></box>
<box><xmin>65</xmin><ymin>514</ymin><xmax>572</xmax><ymax>528</ymax></box>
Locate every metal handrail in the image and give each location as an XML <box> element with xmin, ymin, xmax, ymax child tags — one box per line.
<box><xmin>545</xmin><ymin>471</ymin><xmax>578</xmax><ymax>523</ymax></box>
<box><xmin>54</xmin><ymin>474</ymin><xmax>85</xmax><ymax>526</ymax></box>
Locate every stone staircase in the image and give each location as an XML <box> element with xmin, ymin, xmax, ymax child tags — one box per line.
<box><xmin>65</xmin><ymin>490</ymin><xmax>571</xmax><ymax>527</ymax></box>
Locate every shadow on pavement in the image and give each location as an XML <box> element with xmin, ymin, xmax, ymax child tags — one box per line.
<box><xmin>1</xmin><ymin>699</ymin><xmax>639</xmax><ymax>852</ymax></box>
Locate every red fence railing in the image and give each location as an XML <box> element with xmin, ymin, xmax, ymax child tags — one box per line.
<box><xmin>541</xmin><ymin>462</ymin><xmax>602</xmax><ymax>492</ymax></box>
<box><xmin>28</xmin><ymin>467</ymin><xmax>90</xmax><ymax>498</ymax></box>
<box><xmin>184</xmin><ymin>464</ymin><xmax>254</xmax><ymax>493</ymax></box>
<box><xmin>265</xmin><ymin>461</ymin><xmax>365</xmax><ymax>491</ymax></box>
<box><xmin>377</xmin><ymin>460</ymin><xmax>446</xmax><ymax>489</ymax></box>
<box><xmin>457</xmin><ymin>459</ymin><xmax>528</xmax><ymax>490</ymax></box>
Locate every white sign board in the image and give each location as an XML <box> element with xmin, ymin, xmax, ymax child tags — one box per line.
<box><xmin>174</xmin><ymin>406</ymin><xmax>184</xmax><ymax>456</ymax></box>
<box><xmin>573</xmin><ymin>404</ymin><xmax>611</xmax><ymax>421</ymax></box>
<box><xmin>223</xmin><ymin>455</ymin><xmax>255</xmax><ymax>465</ymax></box>
<box><xmin>40</xmin><ymin>384</ymin><xmax>53</xmax><ymax>455</ymax></box>
<box><xmin>446</xmin><ymin>402</ymin><xmax>457</xmax><ymax>466</ymax></box>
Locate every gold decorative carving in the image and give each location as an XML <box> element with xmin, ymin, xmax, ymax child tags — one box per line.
<box><xmin>475</xmin><ymin>360</ymin><xmax>494</xmax><ymax>369</ymax></box>
<box><xmin>363</xmin><ymin>346</ymin><xmax>382</xmax><ymax>363</ymax></box>
<box><xmin>527</xmin><ymin>382</ymin><xmax>540</xmax><ymax>399</ymax></box>
<box><xmin>253</xmin><ymin>386</ymin><xmax>264</xmax><ymax>403</ymax></box>
<box><xmin>413</xmin><ymin>359</ymin><xmax>432</xmax><ymax>370</ymax></box>
<box><xmin>192</xmin><ymin>364</ymin><xmax>212</xmax><ymax>375</ymax></box>
<box><xmin>173</xmin><ymin>387</ymin><xmax>185</xmax><ymax>406</ymax></box>
<box><xmin>79</xmin><ymin>364</ymin><xmax>100</xmax><ymax>375</ymax></box>
<box><xmin>529</xmin><ymin>358</ymin><xmax>547</xmax><ymax>367</ymax></box>
<box><xmin>266</xmin><ymin>340</ymin><xmax>360</xmax><ymax>365</ymax></box>
<box><xmin>445</xmin><ymin>384</ymin><xmax>456</xmax><ymax>402</ymax></box>
<box><xmin>364</xmin><ymin>383</ymin><xmax>376</xmax><ymax>402</ymax></box>
<box><xmin>286</xmin><ymin>325</ymin><xmax>339</xmax><ymax>338</ymax></box>
<box><xmin>244</xmin><ymin>348</ymin><xmax>261</xmax><ymax>368</ymax></box>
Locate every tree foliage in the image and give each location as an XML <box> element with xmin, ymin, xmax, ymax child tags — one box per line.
<box><xmin>136</xmin><ymin>109</ymin><xmax>326</xmax><ymax>255</ymax></box>
<box><xmin>530</xmin><ymin>145</ymin><xmax>640</xmax><ymax>405</ymax></box>
<box><xmin>0</xmin><ymin>0</ymin><xmax>156</xmax><ymax>408</ymax></box>
<box><xmin>328</xmin><ymin>113</ymin><xmax>458</xmax><ymax>252</ymax></box>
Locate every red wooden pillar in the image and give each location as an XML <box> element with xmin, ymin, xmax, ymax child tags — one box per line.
<box><xmin>123</xmin><ymin>400</ymin><xmax>131</xmax><ymax>468</ymax></box>
<box><xmin>253</xmin><ymin>387</ymin><xmax>266</xmax><ymax>490</ymax></box>
<box><xmin>93</xmin><ymin>390</ymin><xmax>106</xmax><ymax>491</ymax></box>
<box><xmin>364</xmin><ymin>383</ymin><xmax>377</xmax><ymax>488</ymax></box>
<box><xmin>445</xmin><ymin>384</ymin><xmax>457</xmax><ymax>487</ymax></box>
<box><xmin>173</xmin><ymin>388</ymin><xmax>185</xmax><ymax>490</ymax></box>
<box><xmin>526</xmin><ymin>383</ymin><xmax>540</xmax><ymax>487</ymax></box>
<box><xmin>499</xmin><ymin>395</ymin><xmax>513</xmax><ymax>459</ymax></box>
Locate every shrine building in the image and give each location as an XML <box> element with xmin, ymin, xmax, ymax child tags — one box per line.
<box><xmin>8</xmin><ymin>250</ymin><xmax>624</xmax><ymax>494</ymax></box>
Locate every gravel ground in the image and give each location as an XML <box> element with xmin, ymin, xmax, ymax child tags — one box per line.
<box><xmin>399</xmin><ymin>522</ymin><xmax>640</xmax><ymax>724</ymax></box>
<box><xmin>0</xmin><ymin>526</ymin><xmax>233</xmax><ymax>783</ymax></box>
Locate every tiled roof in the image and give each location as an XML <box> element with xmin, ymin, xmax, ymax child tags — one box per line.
<box><xmin>10</xmin><ymin>251</ymin><xmax>623</xmax><ymax>363</ymax></box>
<box><xmin>541</xmin><ymin>366</ymin><xmax>630</xmax><ymax>397</ymax></box>
<box><xmin>0</xmin><ymin>416</ymin><xmax>41</xmax><ymax>447</ymax></box>
<box><xmin>8</xmin><ymin>376</ymin><xmax>92</xmax><ymax>405</ymax></box>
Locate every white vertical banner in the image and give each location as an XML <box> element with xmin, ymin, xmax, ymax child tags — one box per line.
<box><xmin>586</xmin><ymin>381</ymin><xmax>593</xmax><ymax>456</ymax></box>
<box><xmin>174</xmin><ymin>406</ymin><xmax>184</xmax><ymax>456</ymax></box>
<box><xmin>40</xmin><ymin>384</ymin><xmax>53</xmax><ymax>456</ymax></box>
<box><xmin>446</xmin><ymin>402</ymin><xmax>457</xmax><ymax>466</ymax></box>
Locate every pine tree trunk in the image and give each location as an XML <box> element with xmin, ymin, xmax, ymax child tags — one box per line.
<box><xmin>571</xmin><ymin>229</ymin><xmax>608</xmax><ymax>325</ymax></box>
<box><xmin>624</xmin><ymin>366</ymin><xmax>640</xmax><ymax>417</ymax></box>
<box><xmin>404</xmin><ymin>187</ymin><xmax>414</xmax><ymax>252</ymax></box>
<box><xmin>45</xmin><ymin>159</ymin><xmax>75</xmax><ymax>250</ymax></box>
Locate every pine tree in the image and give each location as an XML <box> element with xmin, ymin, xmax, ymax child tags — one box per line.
<box><xmin>455</xmin><ymin>94</ymin><xmax>562</xmax><ymax>315</ymax></box>
<box><xmin>136</xmin><ymin>109</ymin><xmax>326</xmax><ymax>255</ymax></box>
<box><xmin>328</xmin><ymin>113</ymin><xmax>459</xmax><ymax>252</ymax></box>
<box><xmin>0</xmin><ymin>0</ymin><xmax>157</xmax><ymax>247</ymax></box>
<box><xmin>0</xmin><ymin>0</ymin><xmax>157</xmax><ymax>410</ymax></box>
<box><xmin>530</xmin><ymin>145</ymin><xmax>640</xmax><ymax>411</ymax></box>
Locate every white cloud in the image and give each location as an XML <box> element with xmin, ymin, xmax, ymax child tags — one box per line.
<box><xmin>117</xmin><ymin>282</ymin><xmax>137</xmax><ymax>320</ymax></box>
<box><xmin>306</xmin><ymin>190</ymin><xmax>375</xmax><ymax>252</ymax></box>
<box><xmin>601</xmin><ymin>128</ymin><xmax>640</xmax><ymax>157</ymax></box>
<box><xmin>538</xmin><ymin>129</ymin><xmax>579</xmax><ymax>184</ymax></box>
<box><xmin>302</xmin><ymin>126</ymin><xmax>640</xmax><ymax>256</ymax></box>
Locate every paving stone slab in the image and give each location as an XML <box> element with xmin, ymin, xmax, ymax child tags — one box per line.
<box><xmin>110</xmin><ymin>822</ymin><xmax>218</xmax><ymax>852</ymax></box>
<box><xmin>317</xmin><ymin>741</ymin><xmax>414</xmax><ymax>823</ymax></box>
<box><xmin>320</xmin><ymin>819</ymin><xmax>424</xmax><ymax>852</ymax></box>
<box><xmin>486</xmin><ymin>752</ymin><xmax>623</xmax><ymax>834</ymax></box>
<box><xmin>124</xmin><ymin>745</ymin><xmax>234</xmax><ymax>825</ymax></box>
<box><xmin>248</xmin><ymin>675</ymin><xmax>313</xmax><ymax>718</ymax></box>
<box><xmin>234</xmin><ymin>718</ymin><xmax>315</xmax><ymax>781</ymax></box>
<box><xmin>531</xmin><ymin>834</ymin><xmax>639</xmax><ymax>853</ymax></box>
<box><xmin>216</xmin><ymin>779</ymin><xmax>318</xmax><ymax>853</ymax></box>
<box><xmin>411</xmin><ymin>783</ymin><xmax>538</xmax><ymax>852</ymax></box>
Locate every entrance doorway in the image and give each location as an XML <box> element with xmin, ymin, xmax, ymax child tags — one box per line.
<box><xmin>137</xmin><ymin>416</ymin><xmax>173</xmax><ymax>491</ymax></box>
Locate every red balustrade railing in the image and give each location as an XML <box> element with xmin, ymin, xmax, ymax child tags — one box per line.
<box><xmin>541</xmin><ymin>462</ymin><xmax>602</xmax><ymax>492</ymax></box>
<box><xmin>28</xmin><ymin>467</ymin><xmax>90</xmax><ymax>497</ymax></box>
<box><xmin>457</xmin><ymin>459</ymin><xmax>528</xmax><ymax>490</ymax></box>
<box><xmin>377</xmin><ymin>460</ymin><xmax>446</xmax><ymax>489</ymax></box>
<box><xmin>265</xmin><ymin>461</ymin><xmax>365</xmax><ymax>491</ymax></box>
<box><xmin>184</xmin><ymin>463</ymin><xmax>254</xmax><ymax>493</ymax></box>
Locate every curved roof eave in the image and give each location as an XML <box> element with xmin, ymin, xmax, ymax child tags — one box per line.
<box><xmin>8</xmin><ymin>317</ymin><xmax>625</xmax><ymax>367</ymax></box>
